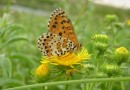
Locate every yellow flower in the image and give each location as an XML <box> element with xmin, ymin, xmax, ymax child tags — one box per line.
<box><xmin>116</xmin><ymin>47</ymin><xmax>128</xmax><ymax>55</ymax></box>
<box><xmin>115</xmin><ymin>47</ymin><xmax>129</xmax><ymax>64</ymax></box>
<box><xmin>127</xmin><ymin>20</ymin><xmax>130</xmax><ymax>25</ymax></box>
<box><xmin>35</xmin><ymin>63</ymin><xmax>49</xmax><ymax>79</ymax></box>
<box><xmin>41</xmin><ymin>47</ymin><xmax>91</xmax><ymax>67</ymax></box>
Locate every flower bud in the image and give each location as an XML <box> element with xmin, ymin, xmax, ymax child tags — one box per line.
<box><xmin>102</xmin><ymin>64</ymin><xmax>120</xmax><ymax>76</ymax></box>
<box><xmin>85</xmin><ymin>64</ymin><xmax>95</xmax><ymax>71</ymax></box>
<box><xmin>114</xmin><ymin>22</ymin><xmax>123</xmax><ymax>30</ymax></box>
<box><xmin>35</xmin><ymin>63</ymin><xmax>49</xmax><ymax>80</ymax></box>
<box><xmin>95</xmin><ymin>42</ymin><xmax>108</xmax><ymax>52</ymax></box>
<box><xmin>93</xmin><ymin>34</ymin><xmax>109</xmax><ymax>43</ymax></box>
<box><xmin>104</xmin><ymin>15</ymin><xmax>118</xmax><ymax>23</ymax></box>
<box><xmin>94</xmin><ymin>72</ymin><xmax>107</xmax><ymax>78</ymax></box>
<box><xmin>114</xmin><ymin>47</ymin><xmax>129</xmax><ymax>64</ymax></box>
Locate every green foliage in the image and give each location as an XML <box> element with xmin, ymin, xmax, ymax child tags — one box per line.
<box><xmin>0</xmin><ymin>0</ymin><xmax>130</xmax><ymax>90</ymax></box>
<box><xmin>0</xmin><ymin>13</ymin><xmax>38</xmax><ymax>89</ymax></box>
<box><xmin>31</xmin><ymin>13</ymin><xmax>129</xmax><ymax>90</ymax></box>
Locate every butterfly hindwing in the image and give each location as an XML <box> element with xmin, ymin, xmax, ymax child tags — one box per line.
<box><xmin>38</xmin><ymin>32</ymin><xmax>77</xmax><ymax>57</ymax></box>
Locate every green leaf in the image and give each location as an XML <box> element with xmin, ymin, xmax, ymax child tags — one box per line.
<box><xmin>0</xmin><ymin>24</ymin><xmax>23</xmax><ymax>39</ymax></box>
<box><xmin>0</xmin><ymin>36</ymin><xmax>28</xmax><ymax>50</ymax></box>
<box><xmin>10</xmin><ymin>53</ymin><xmax>37</xmax><ymax>68</ymax></box>
<box><xmin>0</xmin><ymin>78</ymin><xmax>25</xmax><ymax>87</ymax></box>
<box><xmin>0</xmin><ymin>55</ymin><xmax>12</xmax><ymax>78</ymax></box>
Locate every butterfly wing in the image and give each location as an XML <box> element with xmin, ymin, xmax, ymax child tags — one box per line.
<box><xmin>48</xmin><ymin>8</ymin><xmax>80</xmax><ymax>48</ymax></box>
<box><xmin>38</xmin><ymin>32</ymin><xmax>77</xmax><ymax>57</ymax></box>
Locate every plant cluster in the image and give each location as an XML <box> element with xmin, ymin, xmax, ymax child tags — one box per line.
<box><xmin>32</xmin><ymin>15</ymin><xmax>129</xmax><ymax>90</ymax></box>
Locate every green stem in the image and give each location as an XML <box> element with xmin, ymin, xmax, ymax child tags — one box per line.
<box><xmin>84</xmin><ymin>83</ymin><xmax>87</xmax><ymax>90</ymax></box>
<box><xmin>41</xmin><ymin>86</ymin><xmax>45</xmax><ymax>90</ymax></box>
<box><xmin>3</xmin><ymin>77</ymin><xmax>130</xmax><ymax>90</ymax></box>
<box><xmin>107</xmin><ymin>82</ymin><xmax>113</xmax><ymax>90</ymax></box>
<box><xmin>121</xmin><ymin>81</ymin><xmax>125</xmax><ymax>90</ymax></box>
<box><xmin>89</xmin><ymin>83</ymin><xmax>95</xmax><ymax>90</ymax></box>
<box><xmin>65</xmin><ymin>84</ymin><xmax>69</xmax><ymax>90</ymax></box>
<box><xmin>6</xmin><ymin>0</ymin><xmax>10</xmax><ymax>13</ymax></box>
<box><xmin>85</xmin><ymin>83</ymin><xmax>89</xmax><ymax>90</ymax></box>
<box><xmin>81</xmin><ymin>83</ymin><xmax>86</xmax><ymax>90</ymax></box>
<box><xmin>96</xmin><ymin>51</ymin><xmax>103</xmax><ymax>68</ymax></box>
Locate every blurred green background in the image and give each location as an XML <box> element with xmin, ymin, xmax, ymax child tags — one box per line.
<box><xmin>0</xmin><ymin>0</ymin><xmax>130</xmax><ymax>90</ymax></box>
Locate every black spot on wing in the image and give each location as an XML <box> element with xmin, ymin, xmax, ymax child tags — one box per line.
<box><xmin>59</xmin><ymin>32</ymin><xmax>62</xmax><ymax>36</ymax></box>
<box><xmin>52</xmin><ymin>25</ymin><xmax>56</xmax><ymax>28</ymax></box>
<box><xmin>54</xmin><ymin>22</ymin><xmax>58</xmax><ymax>24</ymax></box>
<box><xmin>44</xmin><ymin>39</ymin><xmax>46</xmax><ymax>41</ymax></box>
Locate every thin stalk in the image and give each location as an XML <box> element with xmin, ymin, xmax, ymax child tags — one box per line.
<box><xmin>89</xmin><ymin>83</ymin><xmax>95</xmax><ymax>90</ymax></box>
<box><xmin>6</xmin><ymin>0</ymin><xmax>10</xmax><ymax>13</ymax></box>
<box><xmin>85</xmin><ymin>83</ymin><xmax>89</xmax><ymax>90</ymax></box>
<box><xmin>96</xmin><ymin>51</ymin><xmax>104</xmax><ymax>68</ymax></box>
<box><xmin>107</xmin><ymin>82</ymin><xmax>113</xmax><ymax>90</ymax></box>
<box><xmin>3</xmin><ymin>77</ymin><xmax>130</xmax><ymax>90</ymax></box>
<box><xmin>41</xmin><ymin>86</ymin><xmax>45</xmax><ymax>90</ymax></box>
<box><xmin>65</xmin><ymin>84</ymin><xmax>69</xmax><ymax>90</ymax></box>
<box><xmin>81</xmin><ymin>83</ymin><xmax>86</xmax><ymax>90</ymax></box>
<box><xmin>74</xmin><ymin>0</ymin><xmax>88</xmax><ymax>26</ymax></box>
<box><xmin>121</xmin><ymin>82</ymin><xmax>125</xmax><ymax>90</ymax></box>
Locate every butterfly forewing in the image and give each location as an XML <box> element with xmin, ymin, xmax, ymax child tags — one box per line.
<box><xmin>48</xmin><ymin>8</ymin><xmax>80</xmax><ymax>47</ymax></box>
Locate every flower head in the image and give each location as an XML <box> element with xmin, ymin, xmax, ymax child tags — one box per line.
<box><xmin>116</xmin><ymin>47</ymin><xmax>129</xmax><ymax>55</ymax></box>
<box><xmin>114</xmin><ymin>47</ymin><xmax>129</xmax><ymax>64</ymax></box>
<box><xmin>41</xmin><ymin>47</ymin><xmax>91</xmax><ymax>67</ymax></box>
<box><xmin>127</xmin><ymin>20</ymin><xmax>130</xmax><ymax>25</ymax></box>
<box><xmin>35</xmin><ymin>63</ymin><xmax>49</xmax><ymax>79</ymax></box>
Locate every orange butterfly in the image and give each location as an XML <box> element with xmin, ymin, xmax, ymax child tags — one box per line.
<box><xmin>38</xmin><ymin>8</ymin><xmax>81</xmax><ymax>57</ymax></box>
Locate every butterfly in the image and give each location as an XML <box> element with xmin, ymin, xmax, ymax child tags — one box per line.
<box><xmin>38</xmin><ymin>8</ymin><xmax>81</xmax><ymax>57</ymax></box>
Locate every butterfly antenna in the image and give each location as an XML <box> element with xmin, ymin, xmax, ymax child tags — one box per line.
<box><xmin>74</xmin><ymin>1</ymin><xmax>88</xmax><ymax>26</ymax></box>
<box><xmin>80</xmin><ymin>26</ymin><xmax>92</xmax><ymax>47</ymax></box>
<box><xmin>80</xmin><ymin>26</ymin><xmax>85</xmax><ymax>46</ymax></box>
